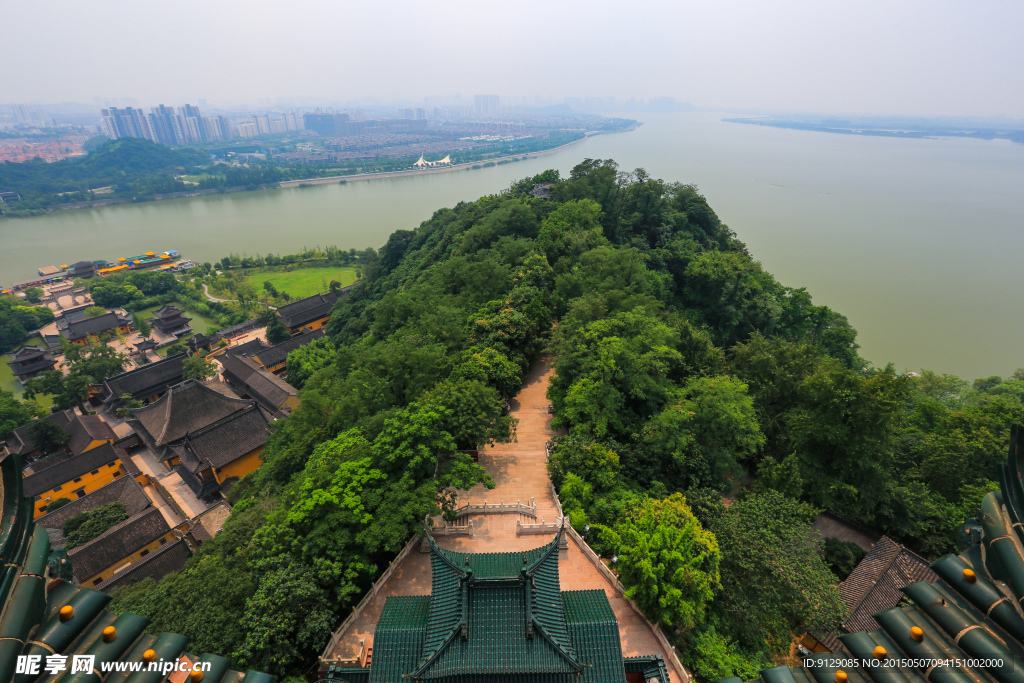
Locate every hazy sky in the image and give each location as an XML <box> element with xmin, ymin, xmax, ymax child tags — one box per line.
<box><xmin>5</xmin><ymin>0</ymin><xmax>1022</xmax><ymax>117</ymax></box>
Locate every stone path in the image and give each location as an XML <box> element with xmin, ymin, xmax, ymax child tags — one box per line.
<box><xmin>324</xmin><ymin>358</ymin><xmax>686</xmax><ymax>682</ymax></box>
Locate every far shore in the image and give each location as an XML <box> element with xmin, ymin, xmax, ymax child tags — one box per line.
<box><xmin>6</xmin><ymin>135</ymin><xmax>595</xmax><ymax>218</ymax></box>
<box><xmin>278</xmin><ymin>135</ymin><xmax>590</xmax><ymax>188</ymax></box>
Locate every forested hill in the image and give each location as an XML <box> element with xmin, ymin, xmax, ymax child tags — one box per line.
<box><xmin>0</xmin><ymin>138</ymin><xmax>210</xmax><ymax>212</ymax></box>
<box><xmin>107</xmin><ymin>159</ymin><xmax>1023</xmax><ymax>680</ymax></box>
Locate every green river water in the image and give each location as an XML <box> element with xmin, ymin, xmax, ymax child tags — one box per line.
<box><xmin>1</xmin><ymin>112</ymin><xmax>1021</xmax><ymax>380</ymax></box>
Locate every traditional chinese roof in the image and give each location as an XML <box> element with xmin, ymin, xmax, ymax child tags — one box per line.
<box><xmin>22</xmin><ymin>442</ymin><xmax>126</xmax><ymax>497</ymax></box>
<box><xmin>252</xmin><ymin>328</ymin><xmax>325</xmax><ymax>369</ymax></box>
<box><xmin>67</xmin><ymin>507</ymin><xmax>171</xmax><ymax>582</ymax></box>
<box><xmin>715</xmin><ymin>422</ymin><xmax>1024</xmax><ymax>683</ymax></box>
<box><xmin>65</xmin><ymin>414</ymin><xmax>116</xmax><ymax>455</ymax></box>
<box><xmin>36</xmin><ymin>475</ymin><xmax>151</xmax><ymax>548</ymax></box>
<box><xmin>150</xmin><ymin>304</ymin><xmax>185</xmax><ymax>320</ymax></box>
<box><xmin>148</xmin><ymin>304</ymin><xmax>192</xmax><ymax>331</ymax></box>
<box><xmin>170</xmin><ymin>405</ymin><xmax>270</xmax><ymax>472</ymax></box>
<box><xmin>129</xmin><ymin>380</ymin><xmax>255</xmax><ymax>448</ymax></box>
<box><xmin>98</xmin><ymin>352</ymin><xmax>186</xmax><ymax>404</ymax></box>
<box><xmin>133</xmin><ymin>338</ymin><xmax>159</xmax><ymax>352</ymax></box>
<box><xmin>219</xmin><ymin>352</ymin><xmax>297</xmax><ymax>417</ymax></box>
<box><xmin>4</xmin><ymin>409</ymin><xmax>75</xmax><ymax>456</ymax></box>
<box><xmin>0</xmin><ymin>449</ymin><xmax>276</xmax><ymax>682</ymax></box>
<box><xmin>276</xmin><ymin>291</ymin><xmax>337</xmax><ymax>329</ymax></box>
<box><xmin>810</xmin><ymin>536</ymin><xmax>937</xmax><ymax>649</ymax></box>
<box><xmin>62</xmin><ymin>311</ymin><xmax>129</xmax><ymax>340</ymax></box>
<box><xmin>325</xmin><ymin>531</ymin><xmax>649</xmax><ymax>683</ymax></box>
<box><xmin>225</xmin><ymin>337</ymin><xmax>270</xmax><ymax>358</ymax></box>
<box><xmin>95</xmin><ymin>537</ymin><xmax>191</xmax><ymax>593</ymax></box>
<box><xmin>6</xmin><ymin>345</ymin><xmax>57</xmax><ymax>378</ymax></box>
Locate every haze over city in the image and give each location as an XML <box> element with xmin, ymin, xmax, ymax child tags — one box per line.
<box><xmin>3</xmin><ymin>0</ymin><xmax>1022</xmax><ymax>117</ymax></box>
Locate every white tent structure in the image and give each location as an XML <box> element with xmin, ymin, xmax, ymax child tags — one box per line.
<box><xmin>413</xmin><ymin>154</ymin><xmax>453</xmax><ymax>168</ymax></box>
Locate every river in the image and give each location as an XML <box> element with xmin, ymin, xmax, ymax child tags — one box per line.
<box><xmin>1</xmin><ymin>112</ymin><xmax>1021</xmax><ymax>380</ymax></box>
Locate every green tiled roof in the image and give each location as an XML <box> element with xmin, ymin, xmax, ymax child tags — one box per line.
<box><xmin>717</xmin><ymin>423</ymin><xmax>1024</xmax><ymax>683</ymax></box>
<box><xmin>0</xmin><ymin>450</ymin><xmax>274</xmax><ymax>683</ymax></box>
<box><xmin>369</xmin><ymin>596</ymin><xmax>430</xmax><ymax>683</ymax></box>
<box><xmin>325</xmin><ymin>529</ymin><xmax>661</xmax><ymax>683</ymax></box>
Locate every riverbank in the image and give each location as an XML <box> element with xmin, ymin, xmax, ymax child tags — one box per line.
<box><xmin>3</xmin><ymin>135</ymin><xmax>594</xmax><ymax>216</ymax></box>
<box><xmin>279</xmin><ymin>135</ymin><xmax>591</xmax><ymax>188</ymax></box>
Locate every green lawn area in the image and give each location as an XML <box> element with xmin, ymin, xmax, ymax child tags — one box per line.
<box><xmin>243</xmin><ymin>267</ymin><xmax>358</xmax><ymax>299</ymax></box>
<box><xmin>1</xmin><ymin>337</ymin><xmax>54</xmax><ymax>407</ymax></box>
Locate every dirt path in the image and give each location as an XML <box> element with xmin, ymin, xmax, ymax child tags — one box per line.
<box><xmin>323</xmin><ymin>357</ymin><xmax>686</xmax><ymax>681</ymax></box>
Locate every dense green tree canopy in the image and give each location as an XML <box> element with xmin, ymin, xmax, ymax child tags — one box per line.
<box><xmin>101</xmin><ymin>158</ymin><xmax>1022</xmax><ymax>678</ymax></box>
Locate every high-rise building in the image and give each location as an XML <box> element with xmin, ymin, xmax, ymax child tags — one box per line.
<box><xmin>101</xmin><ymin>107</ymin><xmax>154</xmax><ymax>141</ymax></box>
<box><xmin>474</xmin><ymin>94</ymin><xmax>500</xmax><ymax>115</ymax></box>
<box><xmin>178</xmin><ymin>105</ymin><xmax>207</xmax><ymax>142</ymax></box>
<box><xmin>236</xmin><ymin>122</ymin><xmax>258</xmax><ymax>138</ymax></box>
<box><xmin>149</xmin><ymin>105</ymin><xmax>185</xmax><ymax>145</ymax></box>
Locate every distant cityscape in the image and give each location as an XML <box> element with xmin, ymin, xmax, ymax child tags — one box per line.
<box><xmin>0</xmin><ymin>94</ymin><xmax>675</xmax><ymax>165</ymax></box>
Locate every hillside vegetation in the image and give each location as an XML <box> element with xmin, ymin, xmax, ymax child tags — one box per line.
<box><xmin>103</xmin><ymin>159</ymin><xmax>1022</xmax><ymax>679</ymax></box>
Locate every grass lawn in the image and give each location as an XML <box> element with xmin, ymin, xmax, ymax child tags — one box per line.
<box><xmin>243</xmin><ymin>267</ymin><xmax>358</xmax><ymax>299</ymax></box>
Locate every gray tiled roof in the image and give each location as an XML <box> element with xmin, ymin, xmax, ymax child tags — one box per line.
<box><xmin>36</xmin><ymin>475</ymin><xmax>151</xmax><ymax>546</ymax></box>
<box><xmin>7</xmin><ymin>345</ymin><xmax>57</xmax><ymax>377</ymax></box>
<box><xmin>6</xmin><ymin>409</ymin><xmax>75</xmax><ymax>456</ymax></box>
<box><xmin>225</xmin><ymin>338</ymin><xmax>269</xmax><ymax>357</ymax></box>
<box><xmin>100</xmin><ymin>352</ymin><xmax>186</xmax><ymax>403</ymax></box>
<box><xmin>22</xmin><ymin>442</ymin><xmax>127</xmax><ymax>497</ymax></box>
<box><xmin>66</xmin><ymin>415</ymin><xmax>116</xmax><ymax>455</ymax></box>
<box><xmin>182</xmin><ymin>405</ymin><xmax>270</xmax><ymax>470</ymax></box>
<box><xmin>24</xmin><ymin>449</ymin><xmax>72</xmax><ymax>474</ymax></box>
<box><xmin>63</xmin><ymin>312</ymin><xmax>128</xmax><ymax>340</ymax></box>
<box><xmin>838</xmin><ymin>535</ymin><xmax>937</xmax><ymax>634</ymax></box>
<box><xmin>129</xmin><ymin>380</ymin><xmax>254</xmax><ymax>447</ymax></box>
<box><xmin>252</xmin><ymin>328</ymin><xmax>325</xmax><ymax>368</ymax></box>
<box><xmin>95</xmin><ymin>538</ymin><xmax>191</xmax><ymax>593</ymax></box>
<box><xmin>219</xmin><ymin>353</ymin><xmax>296</xmax><ymax>416</ymax></box>
<box><xmin>68</xmin><ymin>507</ymin><xmax>171</xmax><ymax>583</ymax></box>
<box><xmin>276</xmin><ymin>292</ymin><xmax>337</xmax><ymax>329</ymax></box>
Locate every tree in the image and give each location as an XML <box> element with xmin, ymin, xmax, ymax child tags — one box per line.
<box><xmin>286</xmin><ymin>336</ymin><xmax>336</xmax><ymax>388</ymax></box>
<box><xmin>44</xmin><ymin>497</ymin><xmax>72</xmax><ymax>512</ymax></box>
<box><xmin>420</xmin><ymin>378</ymin><xmax>517</xmax><ymax>451</ymax></box>
<box><xmin>116</xmin><ymin>393</ymin><xmax>144</xmax><ymax>418</ymax></box>
<box><xmin>162</xmin><ymin>341</ymin><xmax>187</xmax><ymax>357</ymax></box>
<box><xmin>183</xmin><ymin>355</ymin><xmax>218</xmax><ymax>381</ymax></box>
<box><xmin>27</xmin><ymin>419</ymin><xmax>71</xmax><ymax>454</ymax></box>
<box><xmin>547</xmin><ymin>436</ymin><xmax>620</xmax><ymax>492</ymax></box>
<box><xmin>235</xmin><ymin>281</ymin><xmax>258</xmax><ymax>303</ymax></box>
<box><xmin>0</xmin><ymin>389</ymin><xmax>42</xmax><ymax>440</ymax></box>
<box><xmin>712</xmin><ymin>490</ymin><xmax>844</xmax><ymax>654</ymax></box>
<box><xmin>260</xmin><ymin>310</ymin><xmax>290</xmax><ymax>345</ymax></box>
<box><xmin>64</xmin><ymin>502</ymin><xmax>128</xmax><ymax>548</ymax></box>
<box><xmin>22</xmin><ymin>286</ymin><xmax>43</xmax><ymax>303</ymax></box>
<box><xmin>25</xmin><ymin>342</ymin><xmax>128</xmax><ymax>412</ymax></box>
<box><xmin>821</xmin><ymin>538</ymin><xmax>865</xmax><ymax>580</ymax></box>
<box><xmin>638</xmin><ymin>375</ymin><xmax>764</xmax><ymax>491</ymax></box>
<box><xmin>452</xmin><ymin>346</ymin><xmax>522</xmax><ymax>398</ymax></box>
<box><xmin>603</xmin><ymin>494</ymin><xmax>720</xmax><ymax>631</ymax></box>
<box><xmin>235</xmin><ymin>562</ymin><xmax>334</xmax><ymax>676</ymax></box>
<box><xmin>133</xmin><ymin>312</ymin><xmax>152</xmax><ymax>339</ymax></box>
<box><xmin>548</xmin><ymin>307</ymin><xmax>685</xmax><ymax>440</ymax></box>
<box><xmin>89</xmin><ymin>279</ymin><xmax>141</xmax><ymax>307</ymax></box>
<box><xmin>786</xmin><ymin>361</ymin><xmax>909</xmax><ymax>518</ymax></box>
<box><xmin>537</xmin><ymin>199</ymin><xmax>608</xmax><ymax>273</ymax></box>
